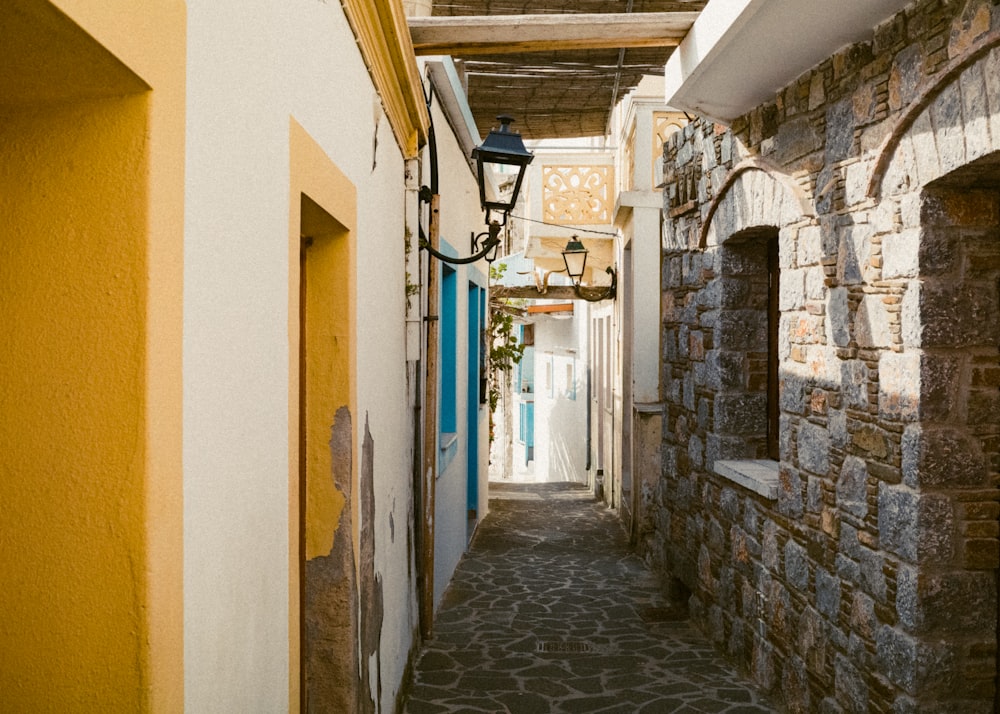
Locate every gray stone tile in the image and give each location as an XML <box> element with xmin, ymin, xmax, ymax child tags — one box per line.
<box><xmin>402</xmin><ymin>482</ymin><xmax>778</xmax><ymax>714</ymax></box>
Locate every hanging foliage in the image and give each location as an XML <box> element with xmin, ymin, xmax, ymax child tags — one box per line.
<box><xmin>487</xmin><ymin>263</ymin><xmax>526</xmax><ymax>415</ymax></box>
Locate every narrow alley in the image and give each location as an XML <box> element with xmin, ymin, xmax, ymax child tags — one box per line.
<box><xmin>404</xmin><ymin>482</ymin><xmax>776</xmax><ymax>713</ymax></box>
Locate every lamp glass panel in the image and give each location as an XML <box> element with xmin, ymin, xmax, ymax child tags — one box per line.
<box><xmin>563</xmin><ymin>249</ymin><xmax>587</xmax><ymax>280</ymax></box>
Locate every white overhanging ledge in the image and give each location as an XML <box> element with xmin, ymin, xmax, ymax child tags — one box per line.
<box><xmin>664</xmin><ymin>0</ymin><xmax>915</xmax><ymax>125</ymax></box>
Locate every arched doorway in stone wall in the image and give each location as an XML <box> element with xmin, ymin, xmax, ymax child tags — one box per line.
<box><xmin>867</xmin><ymin>36</ymin><xmax>1000</xmax><ymax>705</ymax></box>
<box><xmin>918</xmin><ymin>156</ymin><xmax>1000</xmax><ymax>707</ymax></box>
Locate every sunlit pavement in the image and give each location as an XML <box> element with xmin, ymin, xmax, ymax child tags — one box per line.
<box><xmin>404</xmin><ymin>481</ymin><xmax>777</xmax><ymax>713</ymax></box>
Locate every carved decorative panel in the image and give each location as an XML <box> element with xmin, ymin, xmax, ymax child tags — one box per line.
<box><xmin>624</xmin><ymin>126</ymin><xmax>636</xmax><ymax>192</ymax></box>
<box><xmin>542</xmin><ymin>165</ymin><xmax>614</xmax><ymax>225</ymax></box>
<box><xmin>653</xmin><ymin>112</ymin><xmax>684</xmax><ymax>187</ymax></box>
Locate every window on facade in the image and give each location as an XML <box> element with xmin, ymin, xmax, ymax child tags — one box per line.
<box><xmin>440</xmin><ymin>265</ymin><xmax>457</xmax><ymax>435</ymax></box>
<box><xmin>716</xmin><ymin>227</ymin><xmax>780</xmax><ymax>461</ymax></box>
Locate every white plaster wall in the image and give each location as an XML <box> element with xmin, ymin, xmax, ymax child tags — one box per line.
<box><xmin>426</xmin><ymin>94</ymin><xmax>489</xmax><ymax>610</ymax></box>
<box><xmin>532</xmin><ymin>313</ymin><xmax>589</xmax><ymax>482</ymax></box>
<box><xmin>183</xmin><ymin>1</ymin><xmax>419</xmax><ymax>709</ymax></box>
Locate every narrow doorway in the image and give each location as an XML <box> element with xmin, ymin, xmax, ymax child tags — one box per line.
<box><xmin>298</xmin><ymin>194</ymin><xmax>356</xmax><ymax>712</ymax></box>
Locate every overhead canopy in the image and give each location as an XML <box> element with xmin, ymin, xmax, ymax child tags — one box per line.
<box><xmin>412</xmin><ymin>0</ymin><xmax>706</xmax><ymax>140</ymax></box>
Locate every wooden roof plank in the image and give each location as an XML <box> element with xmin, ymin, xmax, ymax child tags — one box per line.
<box><xmin>409</xmin><ymin>12</ymin><xmax>698</xmax><ymax>56</ymax></box>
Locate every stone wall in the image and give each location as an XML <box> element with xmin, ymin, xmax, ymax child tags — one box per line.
<box><xmin>649</xmin><ymin>1</ymin><xmax>1000</xmax><ymax>711</ymax></box>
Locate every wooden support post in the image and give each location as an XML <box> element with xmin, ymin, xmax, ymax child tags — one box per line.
<box><xmin>420</xmin><ymin>194</ymin><xmax>440</xmax><ymax>639</ymax></box>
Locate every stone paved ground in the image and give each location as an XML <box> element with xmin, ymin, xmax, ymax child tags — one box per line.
<box><xmin>403</xmin><ymin>482</ymin><xmax>778</xmax><ymax>714</ymax></box>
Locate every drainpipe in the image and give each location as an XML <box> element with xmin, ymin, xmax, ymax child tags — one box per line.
<box><xmin>405</xmin><ymin>155</ymin><xmax>426</xmax><ymax>640</ymax></box>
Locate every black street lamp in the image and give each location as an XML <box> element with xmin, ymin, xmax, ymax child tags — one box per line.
<box><xmin>561</xmin><ymin>235</ymin><xmax>617</xmax><ymax>302</ymax></box>
<box><xmin>472</xmin><ymin>115</ymin><xmax>534</xmax><ymax>226</ymax></box>
<box><xmin>421</xmin><ymin>115</ymin><xmax>534</xmax><ymax>265</ymax></box>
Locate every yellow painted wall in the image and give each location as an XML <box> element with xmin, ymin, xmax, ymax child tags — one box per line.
<box><xmin>0</xmin><ymin>2</ymin><xmax>185</xmax><ymax>710</ymax></box>
<box><xmin>1</xmin><ymin>95</ymin><xmax>149</xmax><ymax>712</ymax></box>
<box><xmin>288</xmin><ymin>119</ymin><xmax>358</xmax><ymax>709</ymax></box>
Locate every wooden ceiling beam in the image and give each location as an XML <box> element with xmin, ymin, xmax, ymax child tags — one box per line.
<box><xmin>409</xmin><ymin>12</ymin><xmax>698</xmax><ymax>56</ymax></box>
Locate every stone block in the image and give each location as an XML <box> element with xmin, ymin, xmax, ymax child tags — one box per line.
<box><xmin>683</xmin><ymin>372</ymin><xmax>695</xmax><ymax>411</ymax></box>
<box><xmin>968</xmin><ymin>388</ymin><xmax>1000</xmax><ymax>427</ymax></box>
<box><xmin>876</xmin><ymin>625</ymin><xmax>957</xmax><ymax>696</ymax></box>
<box><xmin>707</xmin><ymin>603</ymin><xmax>726</xmax><ymax>644</ymax></box>
<box><xmin>743</xmin><ymin>502</ymin><xmax>760</xmax><ymax>537</ymax></box>
<box><xmin>727</xmin><ymin>616</ymin><xmax>746</xmax><ymax>661</ymax></box>
<box><xmin>706</xmin><ymin>433</ymin><xmax>751</xmax><ymax>465</ymax></box>
<box><xmin>782</xmin><ymin>654</ymin><xmax>812</xmax><ymax>714</ymax></box>
<box><xmin>780</xmin><ymin>268</ymin><xmax>807</xmax><ymax>311</ymax></box>
<box><xmin>682</xmin><ymin>252</ymin><xmax>704</xmax><ymax>286</ymax></box>
<box><xmin>718</xmin><ymin>310</ymin><xmax>767</xmax><ymax>350</ymax></box>
<box><xmin>859</xmin><ymin>548</ymin><xmax>888</xmax><ymax>603</ymax></box>
<box><xmin>855</xmin><ymin>294</ymin><xmax>894</xmax><ymax>348</ymax></box>
<box><xmin>964</xmin><ymin>537</ymin><xmax>999</xmax><ymax>569</ymax></box>
<box><xmin>838</xmin><ymin>515</ymin><xmax>863</xmax><ymax>554</ymax></box>
<box><xmin>827</xmin><ymin>288</ymin><xmax>851</xmax><ymax>347</ymax></box>
<box><xmin>929</xmin><ymin>81</ymin><xmax>966</xmax><ymax>176</ymax></box>
<box><xmin>844</xmin><ymin>160</ymin><xmax>871</xmax><ymax>208</ymax></box>
<box><xmin>986</xmin><ymin>46</ymin><xmax>1000</xmax><ymax>148</ymax></box>
<box><xmin>697</xmin><ymin>397</ymin><xmax>711</xmax><ymax>431</ymax></box>
<box><xmin>714</xmin><ymin>393</ymin><xmax>767</xmax><ymax>435</ymax></box>
<box><xmin>752</xmin><ymin>635</ymin><xmax>776</xmax><ymax>691</ymax></box>
<box><xmin>888</xmin><ymin>44</ymin><xmax>922</xmax><ymax>112</ymax></box>
<box><xmin>797</xmin><ymin>225</ymin><xmax>823</xmax><ymax>267</ymax></box>
<box><xmin>920</xmin><ymin>281</ymin><xmax>1000</xmax><ymax>348</ymax></box>
<box><xmin>837</xmin><ymin>224</ymin><xmax>873</xmax><ymax>285</ymax></box>
<box><xmin>784</xmin><ymin>538</ymin><xmax>810</xmax><ymax>591</ymax></box>
<box><xmin>772</xmin><ymin>115</ymin><xmax>822</xmax><ymax>165</ymax></box>
<box><xmin>807</xmin><ymin>475</ymin><xmax>824</xmax><ymax>513</ymax></box>
<box><xmin>882</xmin><ymin>228</ymin><xmax>920</xmax><ymax>279</ymax></box>
<box><xmin>849</xmin><ymin>590</ymin><xmax>877</xmax><ymax>640</ymax></box>
<box><xmin>899</xmin><ymin>280</ymin><xmax>921</xmax><ymax>348</ymax></box>
<box><xmin>896</xmin><ymin>564</ymin><xmax>995</xmax><ymax>635</ymax></box>
<box><xmin>921</xmin><ymin>189</ymin><xmax>1000</xmax><ymax>228</ymax></box>
<box><xmin>837</xmin><ymin>456</ymin><xmax>869</xmax><ymax>519</ymax></box>
<box><xmin>820</xmin><ymin>698</ymin><xmax>845</xmax><ymax>714</ymax></box>
<box><xmin>798</xmin><ymin>421</ymin><xmax>831</xmax><ymax>476</ymax></box>
<box><xmin>829</xmin><ymin>409</ymin><xmax>849</xmax><ymax>450</ymax></box>
<box><xmin>851</xmin><ymin>425</ymin><xmax>888</xmax><ymax>459</ymax></box>
<box><xmin>762</xmin><ymin>520</ymin><xmax>780</xmax><ymax>573</ymax></box>
<box><xmin>805</xmin><ymin>266</ymin><xmax>826</xmax><ymax>301</ymax></box>
<box><xmin>816</xmin><ymin>566</ymin><xmax>841</xmax><ymax>621</ymax></box>
<box><xmin>809</xmin><ymin>71</ymin><xmax>826</xmax><ymax>111</ymax></box>
<box><xmin>910</xmin><ymin>113</ymin><xmax>941</xmax><ymax>189</ymax></box>
<box><xmin>719</xmin><ymin>486</ymin><xmax>740</xmax><ymax>521</ymax></box>
<box><xmin>835</xmin><ymin>553</ymin><xmax>860</xmax><ymax>582</ymax></box>
<box><xmin>878</xmin><ymin>484</ymin><xmax>955</xmax><ymax>564</ymax></box>
<box><xmin>835</xmin><ymin>653</ymin><xmax>870</xmax><ymax>714</ymax></box>
<box><xmin>780</xmin><ymin>372</ymin><xmax>808</xmax><ymax>415</ymax></box>
<box><xmin>902</xmin><ymin>425</ymin><xmax>989</xmax><ymax>488</ymax></box>
<box><xmin>826</xmin><ymin>98</ymin><xmax>856</xmax><ymax>163</ymax></box>
<box><xmin>687</xmin><ymin>433</ymin><xmax>704</xmax><ymax>469</ymax></box>
<box><xmin>917</xmin><ymin>226</ymin><xmax>961</xmax><ymax>276</ymax></box>
<box><xmin>960</xmin><ymin>60</ymin><xmax>992</xmax><ymax>161</ymax></box>
<box><xmin>918</xmin><ymin>352</ymin><xmax>961</xmax><ymax>421</ymax></box>
<box><xmin>878</xmin><ymin>351</ymin><xmax>920</xmax><ymax>422</ymax></box>
<box><xmin>779</xmin><ymin>465</ymin><xmax>805</xmax><ymax>518</ymax></box>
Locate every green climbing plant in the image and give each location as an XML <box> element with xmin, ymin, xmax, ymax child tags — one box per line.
<box><xmin>487</xmin><ymin>263</ymin><xmax>526</xmax><ymax>416</ymax></box>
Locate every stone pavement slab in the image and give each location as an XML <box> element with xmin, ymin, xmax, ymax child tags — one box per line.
<box><xmin>403</xmin><ymin>482</ymin><xmax>777</xmax><ymax>714</ymax></box>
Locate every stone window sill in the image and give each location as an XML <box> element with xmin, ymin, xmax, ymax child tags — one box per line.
<box><xmin>713</xmin><ymin>460</ymin><xmax>779</xmax><ymax>500</ymax></box>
